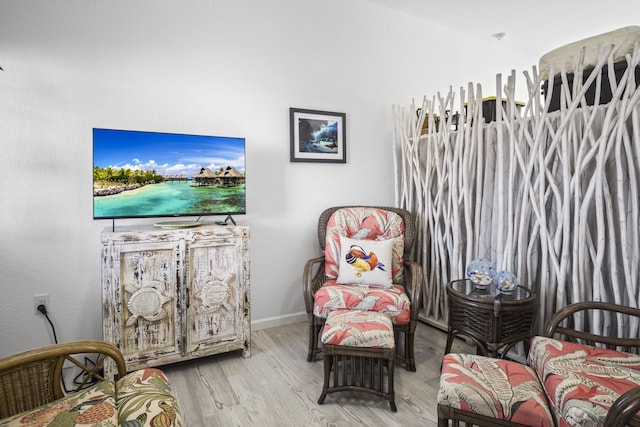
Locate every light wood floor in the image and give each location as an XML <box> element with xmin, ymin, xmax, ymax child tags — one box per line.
<box><xmin>162</xmin><ymin>320</ymin><xmax>474</xmax><ymax>427</ymax></box>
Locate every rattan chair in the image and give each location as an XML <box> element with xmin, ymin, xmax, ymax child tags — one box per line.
<box><xmin>437</xmin><ymin>301</ymin><xmax>640</xmax><ymax>426</ymax></box>
<box><xmin>303</xmin><ymin>205</ymin><xmax>424</xmax><ymax>371</ymax></box>
<box><xmin>0</xmin><ymin>339</ymin><xmax>127</xmax><ymax>419</ymax></box>
<box><xmin>545</xmin><ymin>301</ymin><xmax>640</xmax><ymax>426</ymax></box>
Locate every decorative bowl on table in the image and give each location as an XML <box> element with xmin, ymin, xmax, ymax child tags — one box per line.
<box><xmin>494</xmin><ymin>270</ymin><xmax>518</xmax><ymax>294</ymax></box>
<box><xmin>466</xmin><ymin>259</ymin><xmax>496</xmax><ymax>289</ymax></box>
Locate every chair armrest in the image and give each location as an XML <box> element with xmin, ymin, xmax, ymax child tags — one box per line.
<box><xmin>545</xmin><ymin>301</ymin><xmax>640</xmax><ymax>351</ymax></box>
<box><xmin>604</xmin><ymin>386</ymin><xmax>640</xmax><ymax>426</ymax></box>
<box><xmin>0</xmin><ymin>339</ymin><xmax>127</xmax><ymax>419</ymax></box>
<box><xmin>117</xmin><ymin>368</ymin><xmax>184</xmax><ymax>426</ymax></box>
<box><xmin>403</xmin><ymin>257</ymin><xmax>424</xmax><ymax>321</ymax></box>
<box><xmin>303</xmin><ymin>256</ymin><xmax>326</xmax><ymax>314</ymax></box>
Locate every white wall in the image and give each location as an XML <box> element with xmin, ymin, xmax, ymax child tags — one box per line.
<box><xmin>0</xmin><ymin>0</ymin><xmax>531</xmax><ymax>357</ymax></box>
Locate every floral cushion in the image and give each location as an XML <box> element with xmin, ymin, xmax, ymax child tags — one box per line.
<box><xmin>117</xmin><ymin>368</ymin><xmax>183</xmax><ymax>427</ymax></box>
<box><xmin>0</xmin><ymin>380</ymin><xmax>118</xmax><ymax>426</ymax></box>
<box><xmin>0</xmin><ymin>368</ymin><xmax>183</xmax><ymax>427</ymax></box>
<box><xmin>529</xmin><ymin>336</ymin><xmax>640</xmax><ymax>426</ymax></box>
<box><xmin>324</xmin><ymin>207</ymin><xmax>405</xmax><ymax>284</ymax></box>
<box><xmin>313</xmin><ymin>279</ymin><xmax>411</xmax><ymax>324</ymax></box>
<box><xmin>321</xmin><ymin>309</ymin><xmax>395</xmax><ymax>348</ymax></box>
<box><xmin>438</xmin><ymin>353</ymin><xmax>554</xmax><ymax>427</ymax></box>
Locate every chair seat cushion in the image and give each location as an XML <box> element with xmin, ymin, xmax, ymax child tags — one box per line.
<box><xmin>313</xmin><ymin>279</ymin><xmax>411</xmax><ymax>324</ymax></box>
<box><xmin>0</xmin><ymin>368</ymin><xmax>182</xmax><ymax>427</ymax></box>
<box><xmin>529</xmin><ymin>336</ymin><xmax>640</xmax><ymax>425</ymax></box>
<box><xmin>438</xmin><ymin>353</ymin><xmax>554</xmax><ymax>427</ymax></box>
<box><xmin>0</xmin><ymin>379</ymin><xmax>118</xmax><ymax>427</ymax></box>
<box><xmin>321</xmin><ymin>309</ymin><xmax>395</xmax><ymax>348</ymax></box>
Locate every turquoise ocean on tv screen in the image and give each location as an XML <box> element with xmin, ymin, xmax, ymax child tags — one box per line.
<box><xmin>94</xmin><ymin>181</ymin><xmax>245</xmax><ymax>218</ymax></box>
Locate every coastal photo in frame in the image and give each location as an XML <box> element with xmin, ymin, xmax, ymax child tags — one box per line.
<box><xmin>290</xmin><ymin>108</ymin><xmax>346</xmax><ymax>163</ymax></box>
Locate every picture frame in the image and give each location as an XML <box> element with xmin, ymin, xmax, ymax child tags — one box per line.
<box><xmin>290</xmin><ymin>108</ymin><xmax>346</xmax><ymax>163</ymax></box>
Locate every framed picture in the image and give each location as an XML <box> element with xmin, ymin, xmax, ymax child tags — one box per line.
<box><xmin>290</xmin><ymin>108</ymin><xmax>346</xmax><ymax>163</ymax></box>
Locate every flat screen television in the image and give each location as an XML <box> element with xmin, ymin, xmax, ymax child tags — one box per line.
<box><xmin>93</xmin><ymin>128</ymin><xmax>246</xmax><ymax>220</ymax></box>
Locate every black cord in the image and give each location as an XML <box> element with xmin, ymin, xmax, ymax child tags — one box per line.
<box><xmin>72</xmin><ymin>357</ymin><xmax>99</xmax><ymax>387</ymax></box>
<box><xmin>37</xmin><ymin>304</ymin><xmax>97</xmax><ymax>392</ymax></box>
<box><xmin>37</xmin><ymin>304</ymin><xmax>58</xmax><ymax>344</ymax></box>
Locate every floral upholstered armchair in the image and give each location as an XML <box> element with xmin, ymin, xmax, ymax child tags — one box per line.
<box><xmin>437</xmin><ymin>302</ymin><xmax>640</xmax><ymax>426</ymax></box>
<box><xmin>303</xmin><ymin>206</ymin><xmax>424</xmax><ymax>371</ymax></box>
<box><xmin>0</xmin><ymin>340</ymin><xmax>183</xmax><ymax>427</ymax></box>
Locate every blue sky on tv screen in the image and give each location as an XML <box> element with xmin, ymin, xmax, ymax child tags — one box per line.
<box><xmin>93</xmin><ymin>128</ymin><xmax>245</xmax><ymax>177</ymax></box>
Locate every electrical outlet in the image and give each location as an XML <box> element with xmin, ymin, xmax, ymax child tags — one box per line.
<box><xmin>34</xmin><ymin>294</ymin><xmax>49</xmax><ymax>314</ymax></box>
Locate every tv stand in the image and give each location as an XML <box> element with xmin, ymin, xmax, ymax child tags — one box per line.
<box><xmin>215</xmin><ymin>214</ymin><xmax>236</xmax><ymax>226</ymax></box>
<box><xmin>101</xmin><ymin>224</ymin><xmax>250</xmax><ymax>377</ymax></box>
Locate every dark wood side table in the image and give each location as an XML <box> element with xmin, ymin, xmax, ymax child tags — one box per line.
<box><xmin>445</xmin><ymin>279</ymin><xmax>536</xmax><ymax>358</ymax></box>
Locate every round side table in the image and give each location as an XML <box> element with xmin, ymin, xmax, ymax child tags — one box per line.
<box><xmin>445</xmin><ymin>279</ymin><xmax>536</xmax><ymax>358</ymax></box>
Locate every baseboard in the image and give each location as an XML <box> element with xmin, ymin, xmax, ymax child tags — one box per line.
<box><xmin>251</xmin><ymin>312</ymin><xmax>307</xmax><ymax>331</ymax></box>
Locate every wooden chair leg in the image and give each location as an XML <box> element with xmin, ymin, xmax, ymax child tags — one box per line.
<box><xmin>307</xmin><ymin>322</ymin><xmax>317</xmax><ymax>362</ymax></box>
<box><xmin>388</xmin><ymin>357</ymin><xmax>397</xmax><ymax>412</ymax></box>
<box><xmin>317</xmin><ymin>353</ymin><xmax>332</xmax><ymax>404</ymax></box>
<box><xmin>405</xmin><ymin>331</ymin><xmax>416</xmax><ymax>372</ymax></box>
<box><xmin>307</xmin><ymin>317</ymin><xmax>324</xmax><ymax>362</ymax></box>
<box><xmin>395</xmin><ymin>330</ymin><xmax>416</xmax><ymax>372</ymax></box>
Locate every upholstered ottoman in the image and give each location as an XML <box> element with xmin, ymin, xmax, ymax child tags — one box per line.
<box><xmin>318</xmin><ymin>309</ymin><xmax>397</xmax><ymax>411</ymax></box>
<box><xmin>438</xmin><ymin>353</ymin><xmax>554</xmax><ymax>427</ymax></box>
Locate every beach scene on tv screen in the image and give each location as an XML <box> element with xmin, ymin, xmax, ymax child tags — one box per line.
<box><xmin>93</xmin><ymin>128</ymin><xmax>246</xmax><ymax>219</ymax></box>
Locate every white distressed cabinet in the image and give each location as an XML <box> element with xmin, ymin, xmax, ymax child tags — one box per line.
<box><xmin>101</xmin><ymin>224</ymin><xmax>250</xmax><ymax>377</ymax></box>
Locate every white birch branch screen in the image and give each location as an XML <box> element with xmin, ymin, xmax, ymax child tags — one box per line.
<box><xmin>394</xmin><ymin>45</ymin><xmax>640</xmax><ymax>339</ymax></box>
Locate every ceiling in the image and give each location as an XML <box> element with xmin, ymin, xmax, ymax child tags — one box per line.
<box><xmin>364</xmin><ymin>0</ymin><xmax>640</xmax><ymax>60</ymax></box>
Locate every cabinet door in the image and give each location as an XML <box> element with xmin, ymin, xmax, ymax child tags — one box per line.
<box><xmin>104</xmin><ymin>240</ymin><xmax>184</xmax><ymax>367</ymax></box>
<box><xmin>185</xmin><ymin>235</ymin><xmax>247</xmax><ymax>355</ymax></box>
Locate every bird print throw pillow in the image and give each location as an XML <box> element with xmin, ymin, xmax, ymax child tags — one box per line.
<box><xmin>336</xmin><ymin>236</ymin><xmax>393</xmax><ymax>288</ymax></box>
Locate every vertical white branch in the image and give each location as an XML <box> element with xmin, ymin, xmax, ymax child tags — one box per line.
<box><xmin>394</xmin><ymin>44</ymin><xmax>640</xmax><ymax>338</ymax></box>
